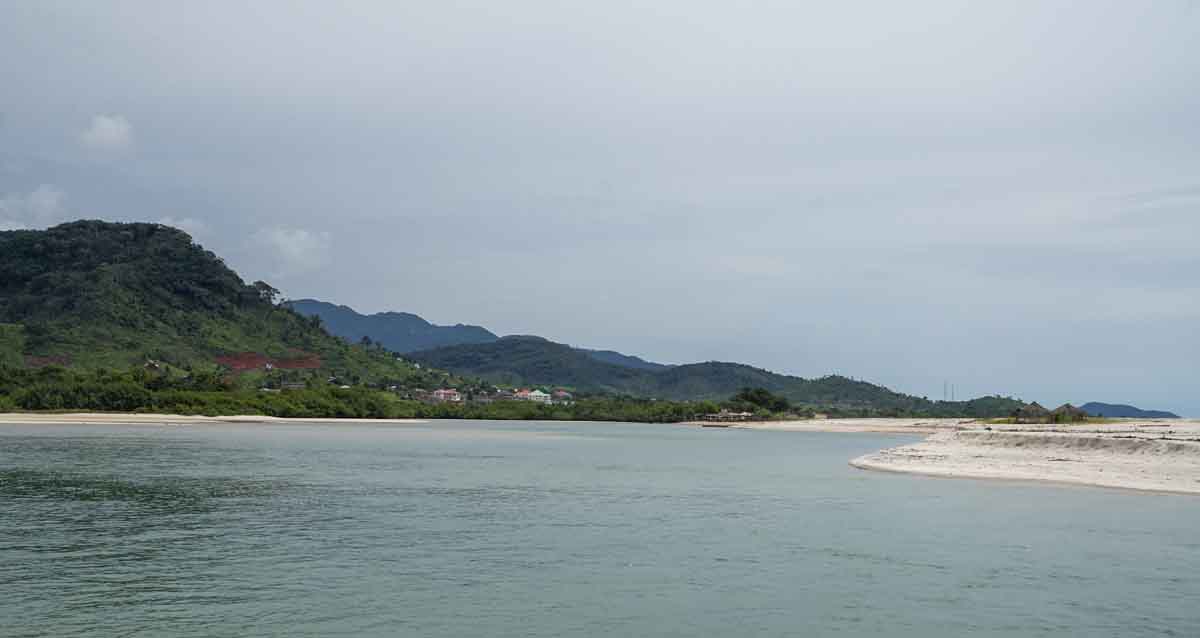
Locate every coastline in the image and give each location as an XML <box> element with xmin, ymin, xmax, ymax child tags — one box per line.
<box><xmin>696</xmin><ymin>417</ymin><xmax>974</xmax><ymax>435</ymax></box>
<box><xmin>688</xmin><ymin>417</ymin><xmax>1200</xmax><ymax>495</ymax></box>
<box><xmin>5</xmin><ymin>412</ymin><xmax>1198</xmax><ymax>494</ymax></box>
<box><xmin>848</xmin><ymin>419</ymin><xmax>1200</xmax><ymax>495</ymax></box>
<box><xmin>0</xmin><ymin>412</ymin><xmax>429</xmax><ymax>426</ymax></box>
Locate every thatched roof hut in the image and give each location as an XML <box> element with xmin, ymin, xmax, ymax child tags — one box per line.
<box><xmin>1012</xmin><ymin>402</ymin><xmax>1051</xmax><ymax>423</ymax></box>
<box><xmin>1051</xmin><ymin>403</ymin><xmax>1089</xmax><ymax>423</ymax></box>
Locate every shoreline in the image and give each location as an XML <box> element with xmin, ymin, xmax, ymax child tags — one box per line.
<box><xmin>4</xmin><ymin>412</ymin><xmax>1198</xmax><ymax>495</ymax></box>
<box><xmin>690</xmin><ymin>417</ymin><xmax>975</xmax><ymax>435</ymax></box>
<box><xmin>0</xmin><ymin>412</ymin><xmax>429</xmax><ymax>426</ymax></box>
<box><xmin>847</xmin><ymin>420</ymin><xmax>1200</xmax><ymax>495</ymax></box>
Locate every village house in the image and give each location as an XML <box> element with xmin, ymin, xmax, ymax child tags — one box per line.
<box><xmin>1012</xmin><ymin>402</ymin><xmax>1051</xmax><ymax>423</ymax></box>
<box><xmin>514</xmin><ymin>388</ymin><xmax>552</xmax><ymax>404</ymax></box>
<box><xmin>703</xmin><ymin>409</ymin><xmax>755</xmax><ymax>422</ymax></box>
<box><xmin>432</xmin><ymin>388</ymin><xmax>462</xmax><ymax>403</ymax></box>
<box><xmin>552</xmin><ymin>389</ymin><xmax>574</xmax><ymax>405</ymax></box>
<box><xmin>1051</xmin><ymin>403</ymin><xmax>1090</xmax><ymax>423</ymax></box>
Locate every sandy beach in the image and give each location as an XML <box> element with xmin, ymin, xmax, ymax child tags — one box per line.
<box><xmin>848</xmin><ymin>419</ymin><xmax>1200</xmax><ymax>495</ymax></box>
<box><xmin>690</xmin><ymin>417</ymin><xmax>1200</xmax><ymax>494</ymax></box>
<box><xmin>709</xmin><ymin>417</ymin><xmax>974</xmax><ymax>435</ymax></box>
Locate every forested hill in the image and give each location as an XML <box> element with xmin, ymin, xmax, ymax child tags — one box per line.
<box><xmin>0</xmin><ymin>221</ymin><xmax>435</xmax><ymax>385</ymax></box>
<box><xmin>287</xmin><ymin>298</ymin><xmax>672</xmax><ymax>371</ymax></box>
<box><xmin>285</xmin><ymin>299</ymin><xmax>498</xmax><ymax>353</ymax></box>
<box><xmin>409</xmin><ymin>336</ymin><xmax>1024</xmax><ymax>417</ymax></box>
<box><xmin>577</xmin><ymin>348</ymin><xmax>672</xmax><ymax>371</ymax></box>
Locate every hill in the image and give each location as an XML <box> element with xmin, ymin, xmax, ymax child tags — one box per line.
<box><xmin>407</xmin><ymin>336</ymin><xmax>650</xmax><ymax>392</ymax></box>
<box><xmin>286</xmin><ymin>299</ymin><xmax>498</xmax><ymax>353</ymax></box>
<box><xmin>0</xmin><ymin>221</ymin><xmax>443</xmax><ymax>386</ymax></box>
<box><xmin>409</xmin><ymin>336</ymin><xmax>1024</xmax><ymax>416</ymax></box>
<box><xmin>1079</xmin><ymin>402</ymin><xmax>1180</xmax><ymax>419</ymax></box>
<box><xmin>578</xmin><ymin>348</ymin><xmax>672</xmax><ymax>371</ymax></box>
<box><xmin>288</xmin><ymin>298</ymin><xmax>671</xmax><ymax>372</ymax></box>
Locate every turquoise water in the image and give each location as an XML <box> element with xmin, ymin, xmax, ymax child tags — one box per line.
<box><xmin>1</xmin><ymin>420</ymin><xmax>1197</xmax><ymax>637</ymax></box>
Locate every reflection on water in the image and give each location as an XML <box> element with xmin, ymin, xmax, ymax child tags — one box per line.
<box><xmin>2</xmin><ymin>421</ymin><xmax>1198</xmax><ymax>637</ymax></box>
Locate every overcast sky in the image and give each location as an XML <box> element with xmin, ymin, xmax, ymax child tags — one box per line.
<box><xmin>2</xmin><ymin>1</ymin><xmax>1197</xmax><ymax>413</ymax></box>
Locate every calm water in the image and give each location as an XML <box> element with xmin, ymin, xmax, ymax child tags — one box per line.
<box><xmin>1</xmin><ymin>420</ymin><xmax>1198</xmax><ymax>637</ymax></box>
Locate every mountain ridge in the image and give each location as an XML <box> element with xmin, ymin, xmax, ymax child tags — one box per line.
<box><xmin>288</xmin><ymin>298</ymin><xmax>674</xmax><ymax>371</ymax></box>
<box><xmin>408</xmin><ymin>335</ymin><xmax>1025</xmax><ymax>416</ymax></box>
<box><xmin>1079</xmin><ymin>402</ymin><xmax>1179</xmax><ymax>419</ymax></box>
<box><xmin>285</xmin><ymin>299</ymin><xmax>499</xmax><ymax>354</ymax></box>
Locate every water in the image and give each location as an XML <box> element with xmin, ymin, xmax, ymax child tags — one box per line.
<box><xmin>1</xmin><ymin>420</ymin><xmax>1197</xmax><ymax>637</ymax></box>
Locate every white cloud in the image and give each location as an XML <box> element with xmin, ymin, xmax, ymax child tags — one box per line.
<box><xmin>156</xmin><ymin>216</ymin><xmax>209</xmax><ymax>237</ymax></box>
<box><xmin>80</xmin><ymin>114</ymin><xmax>133</xmax><ymax>151</ymax></box>
<box><xmin>254</xmin><ymin>227</ymin><xmax>332</xmax><ymax>276</ymax></box>
<box><xmin>0</xmin><ymin>184</ymin><xmax>66</xmax><ymax>229</ymax></box>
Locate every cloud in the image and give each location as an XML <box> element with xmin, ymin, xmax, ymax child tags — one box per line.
<box><xmin>0</xmin><ymin>184</ymin><xmax>66</xmax><ymax>229</ymax></box>
<box><xmin>80</xmin><ymin>114</ymin><xmax>133</xmax><ymax>151</ymax></box>
<box><xmin>254</xmin><ymin>227</ymin><xmax>332</xmax><ymax>277</ymax></box>
<box><xmin>156</xmin><ymin>216</ymin><xmax>209</xmax><ymax>238</ymax></box>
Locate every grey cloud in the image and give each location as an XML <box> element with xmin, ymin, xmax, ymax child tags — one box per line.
<box><xmin>80</xmin><ymin>114</ymin><xmax>133</xmax><ymax>151</ymax></box>
<box><xmin>1</xmin><ymin>1</ymin><xmax>1198</xmax><ymax>413</ymax></box>
<box><xmin>0</xmin><ymin>184</ymin><xmax>67</xmax><ymax>229</ymax></box>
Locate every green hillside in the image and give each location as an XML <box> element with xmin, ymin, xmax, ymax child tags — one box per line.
<box><xmin>0</xmin><ymin>221</ymin><xmax>444</xmax><ymax>387</ymax></box>
<box><xmin>410</xmin><ymin>336</ymin><xmax>1025</xmax><ymax>417</ymax></box>
<box><xmin>407</xmin><ymin>336</ymin><xmax>650</xmax><ymax>391</ymax></box>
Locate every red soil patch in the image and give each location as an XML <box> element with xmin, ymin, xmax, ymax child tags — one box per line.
<box><xmin>215</xmin><ymin>351</ymin><xmax>322</xmax><ymax>372</ymax></box>
<box><xmin>23</xmin><ymin>354</ymin><xmax>72</xmax><ymax>368</ymax></box>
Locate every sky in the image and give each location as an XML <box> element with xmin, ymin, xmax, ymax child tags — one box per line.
<box><xmin>1</xmin><ymin>1</ymin><xmax>1197</xmax><ymax>414</ymax></box>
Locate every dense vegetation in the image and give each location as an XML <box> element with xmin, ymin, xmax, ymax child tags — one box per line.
<box><xmin>0</xmin><ymin>220</ymin><xmax>1028</xmax><ymax>420</ymax></box>
<box><xmin>0</xmin><ymin>367</ymin><xmax>718</xmax><ymax>422</ymax></box>
<box><xmin>409</xmin><ymin>336</ymin><xmax>1026</xmax><ymax>417</ymax></box>
<box><xmin>0</xmin><ymin>221</ymin><xmax>437</xmax><ymax>386</ymax></box>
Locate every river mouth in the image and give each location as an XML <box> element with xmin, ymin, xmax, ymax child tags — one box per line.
<box><xmin>3</xmin><ymin>419</ymin><xmax>1199</xmax><ymax>636</ymax></box>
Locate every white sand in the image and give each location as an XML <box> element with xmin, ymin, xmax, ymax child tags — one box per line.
<box><xmin>722</xmin><ymin>417</ymin><xmax>975</xmax><ymax>434</ymax></box>
<box><xmin>849</xmin><ymin>419</ymin><xmax>1200</xmax><ymax>494</ymax></box>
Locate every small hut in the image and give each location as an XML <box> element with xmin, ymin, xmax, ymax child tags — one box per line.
<box><xmin>1012</xmin><ymin>402</ymin><xmax>1051</xmax><ymax>423</ymax></box>
<box><xmin>1051</xmin><ymin>403</ymin><xmax>1090</xmax><ymax>424</ymax></box>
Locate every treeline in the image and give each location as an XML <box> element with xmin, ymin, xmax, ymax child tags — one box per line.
<box><xmin>0</xmin><ymin>368</ymin><xmax>1025</xmax><ymax>421</ymax></box>
<box><xmin>0</xmin><ymin>367</ymin><xmax>716</xmax><ymax>422</ymax></box>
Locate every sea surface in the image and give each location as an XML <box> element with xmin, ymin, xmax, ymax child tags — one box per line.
<box><xmin>1</xmin><ymin>420</ymin><xmax>1197</xmax><ymax>637</ymax></box>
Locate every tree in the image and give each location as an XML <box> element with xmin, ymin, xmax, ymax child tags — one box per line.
<box><xmin>252</xmin><ymin>281</ymin><xmax>281</xmax><ymax>305</ymax></box>
<box><xmin>729</xmin><ymin>387</ymin><xmax>791</xmax><ymax>413</ymax></box>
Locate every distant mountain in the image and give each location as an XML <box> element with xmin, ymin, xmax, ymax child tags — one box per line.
<box><xmin>287</xmin><ymin>299</ymin><xmax>498</xmax><ymax>353</ymax></box>
<box><xmin>409</xmin><ymin>335</ymin><xmax>1024</xmax><ymax>416</ymax></box>
<box><xmin>407</xmin><ymin>336</ymin><xmax>647</xmax><ymax>391</ymax></box>
<box><xmin>578</xmin><ymin>348</ymin><xmax>672</xmax><ymax>371</ymax></box>
<box><xmin>289</xmin><ymin>298</ymin><xmax>672</xmax><ymax>371</ymax></box>
<box><xmin>0</xmin><ymin>221</ymin><xmax>429</xmax><ymax>384</ymax></box>
<box><xmin>1079</xmin><ymin>402</ymin><xmax>1179</xmax><ymax>419</ymax></box>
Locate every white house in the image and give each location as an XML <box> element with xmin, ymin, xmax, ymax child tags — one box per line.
<box><xmin>432</xmin><ymin>388</ymin><xmax>462</xmax><ymax>403</ymax></box>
